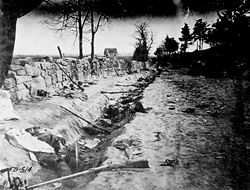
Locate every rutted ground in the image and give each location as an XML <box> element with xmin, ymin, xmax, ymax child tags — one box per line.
<box><xmin>84</xmin><ymin>71</ymin><xmax>249</xmax><ymax>190</ymax></box>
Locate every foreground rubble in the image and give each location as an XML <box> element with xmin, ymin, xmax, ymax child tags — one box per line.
<box><xmin>0</xmin><ymin>69</ymin><xmax>156</xmax><ymax>189</ymax></box>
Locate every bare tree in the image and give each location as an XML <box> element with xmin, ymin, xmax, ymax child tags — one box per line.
<box><xmin>133</xmin><ymin>22</ymin><xmax>154</xmax><ymax>62</ymax></box>
<box><xmin>88</xmin><ymin>0</ymin><xmax>109</xmax><ymax>61</ymax></box>
<box><xmin>44</xmin><ymin>0</ymin><xmax>90</xmax><ymax>58</ymax></box>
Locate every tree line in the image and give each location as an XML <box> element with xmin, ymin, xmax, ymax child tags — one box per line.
<box><xmin>134</xmin><ymin>0</ymin><xmax>249</xmax><ymax>78</ymax></box>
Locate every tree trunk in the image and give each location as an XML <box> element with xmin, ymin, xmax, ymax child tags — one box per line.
<box><xmin>0</xmin><ymin>11</ymin><xmax>17</xmax><ymax>89</ymax></box>
<box><xmin>89</xmin><ymin>0</ymin><xmax>94</xmax><ymax>72</ymax></box>
<box><xmin>90</xmin><ymin>0</ymin><xmax>95</xmax><ymax>61</ymax></box>
<box><xmin>0</xmin><ymin>0</ymin><xmax>44</xmax><ymax>89</ymax></box>
<box><xmin>78</xmin><ymin>0</ymin><xmax>83</xmax><ymax>59</ymax></box>
<box><xmin>91</xmin><ymin>32</ymin><xmax>95</xmax><ymax>61</ymax></box>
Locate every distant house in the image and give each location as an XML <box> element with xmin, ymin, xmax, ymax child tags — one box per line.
<box><xmin>104</xmin><ymin>48</ymin><xmax>118</xmax><ymax>58</ymax></box>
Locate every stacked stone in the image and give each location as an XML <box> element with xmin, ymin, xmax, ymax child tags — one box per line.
<box><xmin>3</xmin><ymin>56</ymin><xmax>148</xmax><ymax>102</ymax></box>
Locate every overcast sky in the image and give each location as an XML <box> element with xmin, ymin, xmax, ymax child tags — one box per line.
<box><xmin>14</xmin><ymin>0</ymin><xmax>233</xmax><ymax>56</ymax></box>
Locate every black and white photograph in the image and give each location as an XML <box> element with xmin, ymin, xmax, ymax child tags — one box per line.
<box><xmin>0</xmin><ymin>0</ymin><xmax>249</xmax><ymax>189</ymax></box>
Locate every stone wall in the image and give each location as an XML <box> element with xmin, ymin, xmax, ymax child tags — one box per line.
<box><xmin>3</xmin><ymin>57</ymin><xmax>147</xmax><ymax>102</ymax></box>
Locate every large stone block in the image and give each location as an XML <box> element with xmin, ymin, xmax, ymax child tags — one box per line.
<box><xmin>57</xmin><ymin>70</ymin><xmax>63</xmax><ymax>82</ymax></box>
<box><xmin>17</xmin><ymin>83</ymin><xmax>27</xmax><ymax>91</ymax></box>
<box><xmin>3</xmin><ymin>78</ymin><xmax>16</xmax><ymax>90</ymax></box>
<box><xmin>25</xmin><ymin>57</ymin><xmax>36</xmax><ymax>67</ymax></box>
<box><xmin>62</xmin><ymin>81</ymin><xmax>69</xmax><ymax>87</ymax></box>
<box><xmin>57</xmin><ymin>59</ymin><xmax>68</xmax><ymax>66</ymax></box>
<box><xmin>47</xmin><ymin>69</ymin><xmax>52</xmax><ymax>76</ymax></box>
<box><xmin>15</xmin><ymin>76</ymin><xmax>32</xmax><ymax>85</ymax></box>
<box><xmin>11</xmin><ymin>59</ymin><xmax>20</xmax><ymax>65</ymax></box>
<box><xmin>33</xmin><ymin>62</ymin><xmax>42</xmax><ymax>69</ymax></box>
<box><xmin>9</xmin><ymin>64</ymin><xmax>23</xmax><ymax>71</ymax></box>
<box><xmin>51</xmin><ymin>74</ymin><xmax>58</xmax><ymax>85</ymax></box>
<box><xmin>25</xmin><ymin>64</ymin><xmax>40</xmax><ymax>77</ymax></box>
<box><xmin>30</xmin><ymin>76</ymin><xmax>46</xmax><ymax>96</ymax></box>
<box><xmin>7</xmin><ymin>71</ymin><xmax>16</xmax><ymax>78</ymax></box>
<box><xmin>55</xmin><ymin>82</ymin><xmax>63</xmax><ymax>89</ymax></box>
<box><xmin>23</xmin><ymin>81</ymin><xmax>32</xmax><ymax>90</ymax></box>
<box><xmin>0</xmin><ymin>90</ymin><xmax>18</xmax><ymax>121</ymax></box>
<box><xmin>40</xmin><ymin>70</ymin><xmax>46</xmax><ymax>77</ymax></box>
<box><xmin>16</xmin><ymin>88</ymin><xmax>30</xmax><ymax>100</ymax></box>
<box><xmin>16</xmin><ymin>69</ymin><xmax>27</xmax><ymax>76</ymax></box>
<box><xmin>44</xmin><ymin>76</ymin><xmax>52</xmax><ymax>87</ymax></box>
<box><xmin>40</xmin><ymin>62</ymin><xmax>51</xmax><ymax>70</ymax></box>
<box><xmin>78</xmin><ymin>72</ymin><xmax>84</xmax><ymax>81</ymax></box>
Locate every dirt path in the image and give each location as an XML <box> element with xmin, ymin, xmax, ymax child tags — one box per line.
<box><xmin>83</xmin><ymin>71</ymin><xmax>249</xmax><ymax>190</ymax></box>
<box><xmin>2</xmin><ymin>71</ymin><xmax>249</xmax><ymax>190</ymax></box>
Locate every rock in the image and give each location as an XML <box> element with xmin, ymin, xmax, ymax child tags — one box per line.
<box><xmin>11</xmin><ymin>59</ymin><xmax>20</xmax><ymax>65</ymax></box>
<box><xmin>16</xmin><ymin>88</ymin><xmax>30</xmax><ymax>100</ymax></box>
<box><xmin>9</xmin><ymin>64</ymin><xmax>23</xmax><ymax>71</ymax></box>
<box><xmin>8</xmin><ymin>87</ymin><xmax>18</xmax><ymax>102</ymax></box>
<box><xmin>25</xmin><ymin>64</ymin><xmax>40</xmax><ymax>77</ymax></box>
<box><xmin>17</xmin><ymin>83</ymin><xmax>27</xmax><ymax>90</ymax></box>
<box><xmin>57</xmin><ymin>59</ymin><xmax>68</xmax><ymax>66</ymax></box>
<box><xmin>40</xmin><ymin>70</ymin><xmax>46</xmax><ymax>77</ymax></box>
<box><xmin>7</xmin><ymin>70</ymin><xmax>16</xmax><ymax>78</ymax></box>
<box><xmin>16</xmin><ymin>69</ymin><xmax>26</xmax><ymax>76</ymax></box>
<box><xmin>47</xmin><ymin>69</ymin><xmax>52</xmax><ymax>76</ymax></box>
<box><xmin>62</xmin><ymin>81</ymin><xmax>70</xmax><ymax>87</ymax></box>
<box><xmin>25</xmin><ymin>57</ymin><xmax>36</xmax><ymax>67</ymax></box>
<box><xmin>55</xmin><ymin>82</ymin><xmax>63</xmax><ymax>89</ymax></box>
<box><xmin>30</xmin><ymin>76</ymin><xmax>46</xmax><ymax>96</ymax></box>
<box><xmin>33</xmin><ymin>62</ymin><xmax>41</xmax><ymax>69</ymax></box>
<box><xmin>40</xmin><ymin>62</ymin><xmax>51</xmax><ymax>70</ymax></box>
<box><xmin>57</xmin><ymin>70</ymin><xmax>63</xmax><ymax>82</ymax></box>
<box><xmin>44</xmin><ymin>76</ymin><xmax>52</xmax><ymax>87</ymax></box>
<box><xmin>15</xmin><ymin>76</ymin><xmax>32</xmax><ymax>84</ymax></box>
<box><xmin>23</xmin><ymin>81</ymin><xmax>32</xmax><ymax>90</ymax></box>
<box><xmin>3</xmin><ymin>78</ymin><xmax>16</xmax><ymax>90</ymax></box>
<box><xmin>0</xmin><ymin>90</ymin><xmax>18</xmax><ymax>121</ymax></box>
<box><xmin>51</xmin><ymin>74</ymin><xmax>58</xmax><ymax>85</ymax></box>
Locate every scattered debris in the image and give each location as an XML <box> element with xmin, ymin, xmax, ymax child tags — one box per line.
<box><xmin>153</xmin><ymin>132</ymin><xmax>161</xmax><ymax>141</ymax></box>
<box><xmin>5</xmin><ymin>129</ymin><xmax>54</xmax><ymax>153</ymax></box>
<box><xmin>181</xmin><ymin>107</ymin><xmax>196</xmax><ymax>114</ymax></box>
<box><xmin>60</xmin><ymin>106</ymin><xmax>111</xmax><ymax>134</ymax></box>
<box><xmin>101</xmin><ymin>91</ymin><xmax>130</xmax><ymax>94</ymax></box>
<box><xmin>27</xmin><ymin>160</ymin><xmax>149</xmax><ymax>190</ymax></box>
<box><xmin>169</xmin><ymin>106</ymin><xmax>175</xmax><ymax>110</ymax></box>
<box><xmin>160</xmin><ymin>159</ymin><xmax>179</xmax><ymax>167</ymax></box>
<box><xmin>78</xmin><ymin>138</ymin><xmax>100</xmax><ymax>149</ymax></box>
<box><xmin>37</xmin><ymin>89</ymin><xmax>50</xmax><ymax>97</ymax></box>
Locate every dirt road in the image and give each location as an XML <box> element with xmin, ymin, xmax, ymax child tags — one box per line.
<box><xmin>83</xmin><ymin>71</ymin><xmax>249</xmax><ymax>190</ymax></box>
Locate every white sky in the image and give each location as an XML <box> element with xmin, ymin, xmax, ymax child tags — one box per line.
<box><xmin>14</xmin><ymin>12</ymin><xmax>217</xmax><ymax>57</ymax></box>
